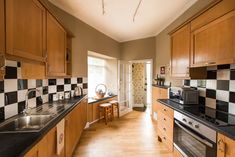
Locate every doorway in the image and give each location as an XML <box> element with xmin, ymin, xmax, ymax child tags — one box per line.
<box><xmin>130</xmin><ymin>60</ymin><xmax>152</xmax><ymax>113</ymax></box>
<box><xmin>118</xmin><ymin>59</ymin><xmax>152</xmax><ymax>116</ymax></box>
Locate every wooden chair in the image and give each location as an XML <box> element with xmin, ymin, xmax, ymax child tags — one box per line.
<box><xmin>109</xmin><ymin>100</ymin><xmax>120</xmax><ymax>118</ymax></box>
<box><xmin>99</xmin><ymin>103</ymin><xmax>113</xmax><ymax>125</ymax></box>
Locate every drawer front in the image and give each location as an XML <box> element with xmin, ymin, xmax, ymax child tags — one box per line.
<box><xmin>158</xmin><ymin>111</ymin><xmax>174</xmax><ymax>129</ymax></box>
<box><xmin>158</xmin><ymin>128</ymin><xmax>173</xmax><ymax>152</ymax></box>
<box><xmin>158</xmin><ymin>102</ymin><xmax>174</xmax><ymax>118</ymax></box>
<box><xmin>158</xmin><ymin>119</ymin><xmax>173</xmax><ymax>142</ymax></box>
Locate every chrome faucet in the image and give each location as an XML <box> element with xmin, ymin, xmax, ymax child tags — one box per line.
<box><xmin>23</xmin><ymin>89</ymin><xmax>43</xmax><ymax>115</ymax></box>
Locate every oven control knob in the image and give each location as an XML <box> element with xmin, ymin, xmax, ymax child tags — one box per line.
<box><xmin>188</xmin><ymin>121</ymin><xmax>193</xmax><ymax>125</ymax></box>
<box><xmin>183</xmin><ymin>118</ymin><xmax>187</xmax><ymax>122</ymax></box>
<box><xmin>194</xmin><ymin>124</ymin><xmax>199</xmax><ymax>129</ymax></box>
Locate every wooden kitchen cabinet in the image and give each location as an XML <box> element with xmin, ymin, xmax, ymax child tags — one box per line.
<box><xmin>217</xmin><ymin>133</ymin><xmax>235</xmax><ymax>157</ymax></box>
<box><xmin>46</xmin><ymin>12</ymin><xmax>67</xmax><ymax>77</ymax></box>
<box><xmin>152</xmin><ymin>86</ymin><xmax>168</xmax><ymax>116</ymax></box>
<box><xmin>0</xmin><ymin>0</ymin><xmax>5</xmax><ymax>54</ymax></box>
<box><xmin>24</xmin><ymin>125</ymin><xmax>65</xmax><ymax>157</ymax></box>
<box><xmin>157</xmin><ymin>102</ymin><xmax>174</xmax><ymax>152</ymax></box>
<box><xmin>191</xmin><ymin>11</ymin><xmax>235</xmax><ymax>67</ymax></box>
<box><xmin>0</xmin><ymin>0</ymin><xmax>5</xmax><ymax>80</ymax></box>
<box><xmin>24</xmin><ymin>144</ymin><xmax>39</xmax><ymax>157</ymax></box>
<box><xmin>171</xmin><ymin>24</ymin><xmax>190</xmax><ymax>78</ymax></box>
<box><xmin>47</xmin><ymin>127</ymin><xmax>64</xmax><ymax>157</ymax></box>
<box><xmin>65</xmin><ymin>99</ymin><xmax>87</xmax><ymax>157</ymax></box>
<box><xmin>6</xmin><ymin>0</ymin><xmax>46</xmax><ymax>62</ymax></box>
<box><xmin>21</xmin><ymin>62</ymin><xmax>45</xmax><ymax>79</ymax></box>
<box><xmin>24</xmin><ymin>135</ymin><xmax>47</xmax><ymax>157</ymax></box>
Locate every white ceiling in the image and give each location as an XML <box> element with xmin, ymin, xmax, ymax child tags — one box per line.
<box><xmin>49</xmin><ymin>0</ymin><xmax>197</xmax><ymax>42</ymax></box>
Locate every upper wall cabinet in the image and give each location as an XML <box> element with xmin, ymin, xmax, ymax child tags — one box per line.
<box><xmin>171</xmin><ymin>24</ymin><xmax>190</xmax><ymax>78</ymax></box>
<box><xmin>191</xmin><ymin>11</ymin><xmax>235</xmax><ymax>67</ymax></box>
<box><xmin>0</xmin><ymin>0</ymin><xmax>5</xmax><ymax>54</ymax></box>
<box><xmin>46</xmin><ymin>12</ymin><xmax>67</xmax><ymax>77</ymax></box>
<box><xmin>6</xmin><ymin>0</ymin><xmax>46</xmax><ymax>62</ymax></box>
<box><xmin>0</xmin><ymin>0</ymin><xmax>5</xmax><ymax>80</ymax></box>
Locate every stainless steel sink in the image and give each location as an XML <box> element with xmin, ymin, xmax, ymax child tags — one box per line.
<box><xmin>0</xmin><ymin>115</ymin><xmax>55</xmax><ymax>133</ymax></box>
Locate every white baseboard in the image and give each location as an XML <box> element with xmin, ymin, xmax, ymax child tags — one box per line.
<box><xmin>132</xmin><ymin>104</ymin><xmax>144</xmax><ymax>107</ymax></box>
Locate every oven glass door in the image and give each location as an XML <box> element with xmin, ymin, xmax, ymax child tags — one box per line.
<box><xmin>174</xmin><ymin>120</ymin><xmax>216</xmax><ymax>157</ymax></box>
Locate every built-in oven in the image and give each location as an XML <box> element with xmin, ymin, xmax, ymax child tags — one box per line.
<box><xmin>174</xmin><ymin>111</ymin><xmax>217</xmax><ymax>157</ymax></box>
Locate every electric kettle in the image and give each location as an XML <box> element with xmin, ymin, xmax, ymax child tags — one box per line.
<box><xmin>74</xmin><ymin>86</ymin><xmax>83</xmax><ymax>97</ymax></box>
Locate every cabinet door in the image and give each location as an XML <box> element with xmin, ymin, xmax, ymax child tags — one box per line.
<box><xmin>24</xmin><ymin>144</ymin><xmax>39</xmax><ymax>157</ymax></box>
<box><xmin>152</xmin><ymin>87</ymin><xmax>159</xmax><ymax>114</ymax></box>
<box><xmin>0</xmin><ymin>0</ymin><xmax>5</xmax><ymax>54</ymax></box>
<box><xmin>6</xmin><ymin>0</ymin><xmax>46</xmax><ymax>62</ymax></box>
<box><xmin>191</xmin><ymin>11</ymin><xmax>235</xmax><ymax>67</ymax></box>
<box><xmin>171</xmin><ymin>24</ymin><xmax>190</xmax><ymax>78</ymax></box>
<box><xmin>47</xmin><ymin>127</ymin><xmax>64</xmax><ymax>157</ymax></box>
<box><xmin>38</xmin><ymin>136</ymin><xmax>48</xmax><ymax>157</ymax></box>
<box><xmin>65</xmin><ymin>104</ymin><xmax>81</xmax><ymax>157</ymax></box>
<box><xmin>46</xmin><ymin>12</ymin><xmax>67</xmax><ymax>77</ymax></box>
<box><xmin>217</xmin><ymin>133</ymin><xmax>235</xmax><ymax>157</ymax></box>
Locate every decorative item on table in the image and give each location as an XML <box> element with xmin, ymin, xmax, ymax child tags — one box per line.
<box><xmin>95</xmin><ymin>84</ymin><xmax>107</xmax><ymax>99</ymax></box>
<box><xmin>107</xmin><ymin>89</ymin><xmax>114</xmax><ymax>96</ymax></box>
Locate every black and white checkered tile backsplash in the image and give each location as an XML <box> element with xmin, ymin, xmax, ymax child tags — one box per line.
<box><xmin>0</xmin><ymin>60</ymin><xmax>88</xmax><ymax>120</ymax></box>
<box><xmin>184</xmin><ymin>64</ymin><xmax>235</xmax><ymax>115</ymax></box>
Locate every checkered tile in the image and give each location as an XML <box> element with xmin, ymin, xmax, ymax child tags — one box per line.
<box><xmin>184</xmin><ymin>64</ymin><xmax>235</xmax><ymax>115</ymax></box>
<box><xmin>0</xmin><ymin>60</ymin><xmax>88</xmax><ymax>120</ymax></box>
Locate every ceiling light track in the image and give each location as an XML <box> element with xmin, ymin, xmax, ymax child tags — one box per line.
<box><xmin>133</xmin><ymin>0</ymin><xmax>143</xmax><ymax>22</ymax></box>
<box><xmin>102</xmin><ymin>0</ymin><xmax>105</xmax><ymax>15</ymax></box>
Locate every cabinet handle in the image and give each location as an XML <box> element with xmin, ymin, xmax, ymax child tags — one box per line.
<box><xmin>163</xmin><ymin>109</ymin><xmax>167</xmax><ymax>112</ymax></box>
<box><xmin>205</xmin><ymin>62</ymin><xmax>216</xmax><ymax>65</ymax></box>
<box><xmin>218</xmin><ymin>139</ymin><xmax>226</xmax><ymax>154</ymax></box>
<box><xmin>163</xmin><ymin>137</ymin><xmax>166</xmax><ymax>140</ymax></box>
<box><xmin>163</xmin><ymin>118</ymin><xmax>166</xmax><ymax>121</ymax></box>
<box><xmin>163</xmin><ymin>128</ymin><xmax>166</xmax><ymax>131</ymax></box>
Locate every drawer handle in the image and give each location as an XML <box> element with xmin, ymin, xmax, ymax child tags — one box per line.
<box><xmin>163</xmin><ymin>118</ymin><xmax>166</xmax><ymax>121</ymax></box>
<box><xmin>163</xmin><ymin>109</ymin><xmax>167</xmax><ymax>112</ymax></box>
<box><xmin>205</xmin><ymin>62</ymin><xmax>216</xmax><ymax>65</ymax></box>
<box><xmin>163</xmin><ymin>128</ymin><xmax>166</xmax><ymax>131</ymax></box>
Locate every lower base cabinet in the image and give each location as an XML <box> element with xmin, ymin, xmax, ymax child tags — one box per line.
<box><xmin>24</xmin><ymin>127</ymin><xmax>63</xmax><ymax>157</ymax></box>
<box><xmin>65</xmin><ymin>98</ymin><xmax>87</xmax><ymax>157</ymax></box>
<box><xmin>157</xmin><ymin>102</ymin><xmax>174</xmax><ymax>152</ymax></box>
<box><xmin>24</xmin><ymin>99</ymin><xmax>87</xmax><ymax>157</ymax></box>
<box><xmin>217</xmin><ymin>133</ymin><xmax>235</xmax><ymax>157</ymax></box>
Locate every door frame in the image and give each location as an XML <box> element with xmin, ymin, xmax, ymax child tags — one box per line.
<box><xmin>129</xmin><ymin>59</ymin><xmax>153</xmax><ymax>110</ymax></box>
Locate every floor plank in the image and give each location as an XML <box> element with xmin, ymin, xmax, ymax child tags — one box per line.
<box><xmin>73</xmin><ymin>110</ymin><xmax>173</xmax><ymax>157</ymax></box>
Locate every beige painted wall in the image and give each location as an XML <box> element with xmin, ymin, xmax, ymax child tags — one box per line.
<box><xmin>120</xmin><ymin>37</ymin><xmax>156</xmax><ymax>74</ymax></box>
<box><xmin>41</xmin><ymin>0</ymin><xmax>120</xmax><ymax>77</ymax></box>
<box><xmin>155</xmin><ymin>0</ymin><xmax>213</xmax><ymax>86</ymax></box>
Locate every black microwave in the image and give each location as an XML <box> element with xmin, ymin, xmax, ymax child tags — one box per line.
<box><xmin>169</xmin><ymin>87</ymin><xmax>199</xmax><ymax>105</ymax></box>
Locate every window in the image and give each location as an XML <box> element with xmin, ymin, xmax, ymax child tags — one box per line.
<box><xmin>88</xmin><ymin>56</ymin><xmax>106</xmax><ymax>97</ymax></box>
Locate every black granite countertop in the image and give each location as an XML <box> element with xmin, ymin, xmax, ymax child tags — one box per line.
<box><xmin>152</xmin><ymin>84</ymin><xmax>170</xmax><ymax>89</ymax></box>
<box><xmin>0</xmin><ymin>95</ymin><xmax>87</xmax><ymax>157</ymax></box>
<box><xmin>158</xmin><ymin>99</ymin><xmax>235</xmax><ymax>140</ymax></box>
<box><xmin>88</xmin><ymin>95</ymin><xmax>117</xmax><ymax>104</ymax></box>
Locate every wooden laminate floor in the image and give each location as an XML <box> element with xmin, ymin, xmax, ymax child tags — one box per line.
<box><xmin>73</xmin><ymin>110</ymin><xmax>173</xmax><ymax>157</ymax></box>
